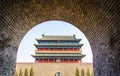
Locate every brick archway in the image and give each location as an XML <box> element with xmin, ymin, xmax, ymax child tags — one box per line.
<box><xmin>0</xmin><ymin>0</ymin><xmax>120</xmax><ymax>76</ymax></box>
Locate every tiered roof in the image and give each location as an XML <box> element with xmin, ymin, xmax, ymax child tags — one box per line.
<box><xmin>36</xmin><ymin>34</ymin><xmax>81</xmax><ymax>41</ymax></box>
<box><xmin>32</xmin><ymin>53</ymin><xmax>85</xmax><ymax>57</ymax></box>
<box><xmin>34</xmin><ymin>44</ymin><xmax>83</xmax><ymax>48</ymax></box>
<box><xmin>32</xmin><ymin>34</ymin><xmax>86</xmax><ymax>63</ymax></box>
<box><xmin>35</xmin><ymin>34</ymin><xmax>83</xmax><ymax>48</ymax></box>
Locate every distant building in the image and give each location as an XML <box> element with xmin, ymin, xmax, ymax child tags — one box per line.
<box><xmin>32</xmin><ymin>34</ymin><xmax>86</xmax><ymax>63</ymax></box>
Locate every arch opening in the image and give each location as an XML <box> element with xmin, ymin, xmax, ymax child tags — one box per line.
<box><xmin>16</xmin><ymin>20</ymin><xmax>94</xmax><ymax>76</ymax></box>
<box><xmin>17</xmin><ymin>20</ymin><xmax>93</xmax><ymax>63</ymax></box>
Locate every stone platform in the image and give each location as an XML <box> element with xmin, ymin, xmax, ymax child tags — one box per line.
<box><xmin>16</xmin><ymin>63</ymin><xmax>93</xmax><ymax>76</ymax></box>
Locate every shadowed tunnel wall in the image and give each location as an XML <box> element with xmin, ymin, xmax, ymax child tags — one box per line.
<box><xmin>0</xmin><ymin>0</ymin><xmax>120</xmax><ymax>76</ymax></box>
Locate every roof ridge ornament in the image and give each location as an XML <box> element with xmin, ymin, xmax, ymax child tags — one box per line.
<box><xmin>42</xmin><ymin>34</ymin><xmax>45</xmax><ymax>36</ymax></box>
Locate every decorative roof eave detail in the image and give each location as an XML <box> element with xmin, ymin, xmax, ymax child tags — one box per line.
<box><xmin>34</xmin><ymin>44</ymin><xmax>83</xmax><ymax>47</ymax></box>
<box><xmin>32</xmin><ymin>56</ymin><xmax>85</xmax><ymax>59</ymax></box>
<box><xmin>32</xmin><ymin>53</ymin><xmax>86</xmax><ymax>57</ymax></box>
<box><xmin>36</xmin><ymin>39</ymin><xmax>81</xmax><ymax>41</ymax></box>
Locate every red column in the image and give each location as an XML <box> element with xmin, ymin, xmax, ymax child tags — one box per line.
<box><xmin>68</xmin><ymin>59</ymin><xmax>70</xmax><ymax>63</ymax></box>
<box><xmin>79</xmin><ymin>60</ymin><xmax>82</xmax><ymax>63</ymax></box>
<box><xmin>61</xmin><ymin>59</ymin><xmax>64</xmax><ymax>63</ymax></box>
<box><xmin>43</xmin><ymin>59</ymin><xmax>44</xmax><ymax>63</ymax></box>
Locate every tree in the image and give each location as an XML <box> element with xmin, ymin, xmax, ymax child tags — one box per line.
<box><xmin>30</xmin><ymin>67</ymin><xmax>34</xmax><ymax>76</ymax></box>
<box><xmin>81</xmin><ymin>69</ymin><xmax>85</xmax><ymax>76</ymax></box>
<box><xmin>91</xmin><ymin>72</ymin><xmax>94</xmax><ymax>76</ymax></box>
<box><xmin>75</xmin><ymin>68</ymin><xmax>79</xmax><ymax>76</ymax></box>
<box><xmin>14</xmin><ymin>70</ymin><xmax>18</xmax><ymax>76</ymax></box>
<box><xmin>19</xmin><ymin>68</ymin><xmax>23</xmax><ymax>76</ymax></box>
<box><xmin>24</xmin><ymin>68</ymin><xmax>28</xmax><ymax>76</ymax></box>
<box><xmin>86</xmin><ymin>69</ymin><xmax>90</xmax><ymax>76</ymax></box>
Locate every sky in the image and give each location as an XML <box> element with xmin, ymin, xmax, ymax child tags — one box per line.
<box><xmin>17</xmin><ymin>20</ymin><xmax>93</xmax><ymax>63</ymax></box>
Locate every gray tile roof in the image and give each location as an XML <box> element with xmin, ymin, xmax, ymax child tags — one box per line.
<box><xmin>32</xmin><ymin>53</ymin><xmax>86</xmax><ymax>57</ymax></box>
<box><xmin>37</xmin><ymin>35</ymin><xmax>80</xmax><ymax>40</ymax></box>
<box><xmin>34</xmin><ymin>44</ymin><xmax>83</xmax><ymax>46</ymax></box>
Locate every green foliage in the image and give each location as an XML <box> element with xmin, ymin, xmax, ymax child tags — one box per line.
<box><xmin>75</xmin><ymin>68</ymin><xmax>79</xmax><ymax>76</ymax></box>
<box><xmin>14</xmin><ymin>70</ymin><xmax>18</xmax><ymax>76</ymax></box>
<box><xmin>81</xmin><ymin>69</ymin><xmax>85</xmax><ymax>76</ymax></box>
<box><xmin>30</xmin><ymin>67</ymin><xmax>34</xmax><ymax>76</ymax></box>
<box><xmin>91</xmin><ymin>72</ymin><xmax>94</xmax><ymax>76</ymax></box>
<box><xmin>24</xmin><ymin>68</ymin><xmax>28</xmax><ymax>76</ymax></box>
<box><xmin>19</xmin><ymin>68</ymin><xmax>23</xmax><ymax>76</ymax></box>
<box><xmin>86</xmin><ymin>69</ymin><xmax>90</xmax><ymax>76</ymax></box>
